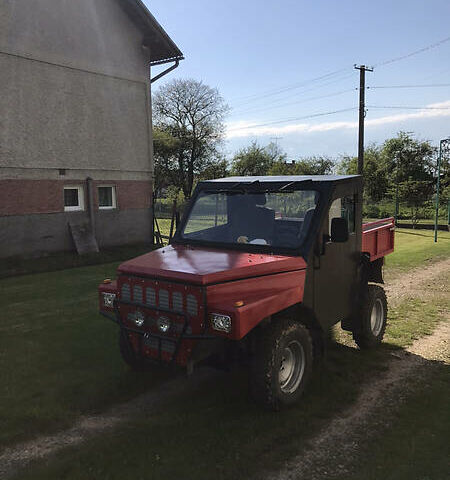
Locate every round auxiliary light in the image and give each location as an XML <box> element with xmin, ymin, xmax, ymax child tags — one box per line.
<box><xmin>157</xmin><ymin>316</ymin><xmax>171</xmax><ymax>333</ymax></box>
<box><xmin>134</xmin><ymin>310</ymin><xmax>145</xmax><ymax>327</ymax></box>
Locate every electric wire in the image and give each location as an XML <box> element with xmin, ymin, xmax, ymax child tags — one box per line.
<box><xmin>367</xmin><ymin>105</ymin><xmax>450</xmax><ymax>110</ymax></box>
<box><xmin>232</xmin><ymin>88</ymin><xmax>356</xmax><ymax>116</ymax></box>
<box><xmin>227</xmin><ymin>107</ymin><xmax>358</xmax><ymax>131</ymax></box>
<box><xmin>231</xmin><ymin>71</ymin><xmax>355</xmax><ymax>115</ymax></box>
<box><xmin>367</xmin><ymin>83</ymin><xmax>450</xmax><ymax>89</ymax></box>
<box><xmin>374</xmin><ymin>35</ymin><xmax>450</xmax><ymax>67</ymax></box>
<box><xmin>230</xmin><ymin>67</ymin><xmax>353</xmax><ymax>106</ymax></box>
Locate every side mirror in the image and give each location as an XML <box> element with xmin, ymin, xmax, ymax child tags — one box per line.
<box><xmin>331</xmin><ymin>217</ymin><xmax>348</xmax><ymax>243</ymax></box>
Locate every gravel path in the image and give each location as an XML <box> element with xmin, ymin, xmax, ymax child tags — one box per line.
<box><xmin>0</xmin><ymin>369</ymin><xmax>216</xmax><ymax>479</ymax></box>
<box><xmin>266</xmin><ymin>258</ymin><xmax>450</xmax><ymax>480</ymax></box>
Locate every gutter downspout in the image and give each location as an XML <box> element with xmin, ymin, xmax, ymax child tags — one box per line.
<box><xmin>148</xmin><ymin>57</ymin><xmax>182</xmax><ymax>244</ymax></box>
<box><xmin>86</xmin><ymin>177</ymin><xmax>96</xmax><ymax>237</ymax></box>
<box><xmin>150</xmin><ymin>58</ymin><xmax>181</xmax><ymax>84</ymax></box>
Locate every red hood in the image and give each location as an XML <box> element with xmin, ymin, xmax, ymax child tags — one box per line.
<box><xmin>118</xmin><ymin>245</ymin><xmax>307</xmax><ymax>285</ymax></box>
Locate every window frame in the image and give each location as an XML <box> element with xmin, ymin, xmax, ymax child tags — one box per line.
<box><xmin>175</xmin><ymin>187</ymin><xmax>322</xmax><ymax>255</ymax></box>
<box><xmin>63</xmin><ymin>185</ymin><xmax>85</xmax><ymax>212</ymax></box>
<box><xmin>328</xmin><ymin>195</ymin><xmax>356</xmax><ymax>236</ymax></box>
<box><xmin>97</xmin><ymin>185</ymin><xmax>117</xmax><ymax>210</ymax></box>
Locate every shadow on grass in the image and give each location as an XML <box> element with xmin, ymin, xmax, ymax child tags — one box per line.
<box><xmin>13</xmin><ymin>337</ymin><xmax>443</xmax><ymax>480</ymax></box>
<box><xmin>0</xmin><ymin>243</ymin><xmax>157</xmax><ymax>279</ymax></box>
<box><xmin>396</xmin><ymin>229</ymin><xmax>450</xmax><ymax>239</ymax></box>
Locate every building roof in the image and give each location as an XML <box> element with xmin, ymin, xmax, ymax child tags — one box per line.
<box><xmin>120</xmin><ymin>0</ymin><xmax>183</xmax><ymax>65</ymax></box>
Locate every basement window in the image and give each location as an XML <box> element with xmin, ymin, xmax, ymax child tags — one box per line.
<box><xmin>98</xmin><ymin>185</ymin><xmax>117</xmax><ymax>210</ymax></box>
<box><xmin>64</xmin><ymin>186</ymin><xmax>85</xmax><ymax>212</ymax></box>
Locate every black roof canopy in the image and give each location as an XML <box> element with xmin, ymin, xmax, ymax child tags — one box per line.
<box><xmin>199</xmin><ymin>175</ymin><xmax>361</xmax><ymax>191</ymax></box>
<box><xmin>120</xmin><ymin>0</ymin><xmax>183</xmax><ymax>65</ymax></box>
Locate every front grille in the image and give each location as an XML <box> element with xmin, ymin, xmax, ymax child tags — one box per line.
<box><xmin>119</xmin><ymin>277</ymin><xmax>200</xmax><ymax>319</ymax></box>
<box><xmin>119</xmin><ymin>277</ymin><xmax>202</xmax><ymax>365</ymax></box>
<box><xmin>121</xmin><ymin>283</ymin><xmax>131</xmax><ymax>301</ymax></box>
<box><xmin>145</xmin><ymin>287</ymin><xmax>156</xmax><ymax>306</ymax></box>
<box><xmin>186</xmin><ymin>294</ymin><xmax>198</xmax><ymax>316</ymax></box>
<box><xmin>133</xmin><ymin>285</ymin><xmax>143</xmax><ymax>304</ymax></box>
<box><xmin>144</xmin><ymin>336</ymin><xmax>176</xmax><ymax>354</ymax></box>
<box><xmin>159</xmin><ymin>289</ymin><xmax>169</xmax><ymax>309</ymax></box>
<box><xmin>172</xmin><ymin>291</ymin><xmax>183</xmax><ymax>312</ymax></box>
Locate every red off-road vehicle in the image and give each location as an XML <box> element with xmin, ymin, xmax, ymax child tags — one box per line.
<box><xmin>99</xmin><ymin>175</ymin><xmax>394</xmax><ymax>409</ymax></box>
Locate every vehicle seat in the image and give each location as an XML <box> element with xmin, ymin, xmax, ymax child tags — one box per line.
<box><xmin>297</xmin><ymin>207</ymin><xmax>316</xmax><ymax>244</ymax></box>
<box><xmin>232</xmin><ymin>203</ymin><xmax>275</xmax><ymax>242</ymax></box>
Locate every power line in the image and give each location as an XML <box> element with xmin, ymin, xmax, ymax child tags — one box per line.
<box><xmin>230</xmin><ymin>71</ymin><xmax>355</xmax><ymax>114</ymax></box>
<box><xmin>231</xmin><ymin>88</ymin><xmax>356</xmax><ymax>116</ymax></box>
<box><xmin>374</xmin><ymin>35</ymin><xmax>450</xmax><ymax>68</ymax></box>
<box><xmin>230</xmin><ymin>67</ymin><xmax>353</xmax><ymax>105</ymax></box>
<box><xmin>227</xmin><ymin>107</ymin><xmax>358</xmax><ymax>132</ymax></box>
<box><xmin>367</xmin><ymin>83</ymin><xmax>450</xmax><ymax>89</ymax></box>
<box><xmin>367</xmin><ymin>105</ymin><xmax>450</xmax><ymax>110</ymax></box>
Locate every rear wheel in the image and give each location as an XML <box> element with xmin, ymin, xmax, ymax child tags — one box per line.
<box><xmin>119</xmin><ymin>330</ymin><xmax>147</xmax><ymax>371</ymax></box>
<box><xmin>249</xmin><ymin>318</ymin><xmax>313</xmax><ymax>410</ymax></box>
<box><xmin>353</xmin><ymin>284</ymin><xmax>387</xmax><ymax>349</ymax></box>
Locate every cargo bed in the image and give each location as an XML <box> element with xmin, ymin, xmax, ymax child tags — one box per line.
<box><xmin>362</xmin><ymin>217</ymin><xmax>395</xmax><ymax>261</ymax></box>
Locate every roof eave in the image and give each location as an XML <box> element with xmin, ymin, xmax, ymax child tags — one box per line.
<box><xmin>120</xmin><ymin>0</ymin><xmax>184</xmax><ymax>65</ymax></box>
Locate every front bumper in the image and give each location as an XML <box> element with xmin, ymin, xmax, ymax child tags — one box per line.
<box><xmin>100</xmin><ymin>298</ymin><xmax>218</xmax><ymax>366</ymax></box>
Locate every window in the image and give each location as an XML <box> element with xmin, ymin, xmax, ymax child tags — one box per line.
<box><xmin>328</xmin><ymin>196</ymin><xmax>355</xmax><ymax>234</ymax></box>
<box><xmin>181</xmin><ymin>190</ymin><xmax>319</xmax><ymax>249</ymax></box>
<box><xmin>184</xmin><ymin>192</ymin><xmax>228</xmax><ymax>234</ymax></box>
<box><xmin>98</xmin><ymin>186</ymin><xmax>117</xmax><ymax>210</ymax></box>
<box><xmin>64</xmin><ymin>186</ymin><xmax>84</xmax><ymax>212</ymax></box>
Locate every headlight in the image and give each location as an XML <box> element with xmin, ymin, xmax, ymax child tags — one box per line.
<box><xmin>134</xmin><ymin>310</ymin><xmax>145</xmax><ymax>327</ymax></box>
<box><xmin>103</xmin><ymin>292</ymin><xmax>116</xmax><ymax>308</ymax></box>
<box><xmin>210</xmin><ymin>313</ymin><xmax>232</xmax><ymax>333</ymax></box>
<box><xmin>157</xmin><ymin>316</ymin><xmax>171</xmax><ymax>333</ymax></box>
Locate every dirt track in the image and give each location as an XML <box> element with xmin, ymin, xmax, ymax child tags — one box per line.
<box><xmin>0</xmin><ymin>369</ymin><xmax>217</xmax><ymax>479</ymax></box>
<box><xmin>0</xmin><ymin>258</ymin><xmax>449</xmax><ymax>480</ymax></box>
<box><xmin>267</xmin><ymin>258</ymin><xmax>450</xmax><ymax>480</ymax></box>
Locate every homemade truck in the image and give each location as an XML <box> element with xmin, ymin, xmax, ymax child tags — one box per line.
<box><xmin>99</xmin><ymin>175</ymin><xmax>395</xmax><ymax>410</ymax></box>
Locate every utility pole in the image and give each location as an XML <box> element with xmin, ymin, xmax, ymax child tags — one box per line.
<box><xmin>270</xmin><ymin>136</ymin><xmax>283</xmax><ymax>147</ymax></box>
<box><xmin>354</xmin><ymin>65</ymin><xmax>373</xmax><ymax>175</ymax></box>
<box><xmin>434</xmin><ymin>137</ymin><xmax>450</xmax><ymax>242</ymax></box>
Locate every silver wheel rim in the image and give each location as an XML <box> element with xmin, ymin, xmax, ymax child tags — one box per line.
<box><xmin>370</xmin><ymin>298</ymin><xmax>384</xmax><ymax>336</ymax></box>
<box><xmin>279</xmin><ymin>340</ymin><xmax>305</xmax><ymax>394</ymax></box>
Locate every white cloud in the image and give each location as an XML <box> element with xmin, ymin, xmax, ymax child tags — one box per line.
<box><xmin>225</xmin><ymin>100</ymin><xmax>450</xmax><ymax>139</ymax></box>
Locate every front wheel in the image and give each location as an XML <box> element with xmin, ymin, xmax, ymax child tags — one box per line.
<box><xmin>249</xmin><ymin>319</ymin><xmax>313</xmax><ymax>410</ymax></box>
<box><xmin>353</xmin><ymin>284</ymin><xmax>388</xmax><ymax>349</ymax></box>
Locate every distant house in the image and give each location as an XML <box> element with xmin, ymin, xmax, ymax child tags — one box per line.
<box><xmin>0</xmin><ymin>0</ymin><xmax>183</xmax><ymax>258</ymax></box>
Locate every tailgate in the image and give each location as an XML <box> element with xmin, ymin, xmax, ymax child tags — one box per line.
<box><xmin>362</xmin><ymin>217</ymin><xmax>395</xmax><ymax>261</ymax></box>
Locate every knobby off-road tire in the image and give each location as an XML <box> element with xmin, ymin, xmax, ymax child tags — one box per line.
<box><xmin>353</xmin><ymin>284</ymin><xmax>388</xmax><ymax>349</ymax></box>
<box><xmin>249</xmin><ymin>319</ymin><xmax>313</xmax><ymax>411</ymax></box>
<box><xmin>119</xmin><ymin>330</ymin><xmax>147</xmax><ymax>371</ymax></box>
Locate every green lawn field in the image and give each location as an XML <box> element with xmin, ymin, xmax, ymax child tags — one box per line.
<box><xmin>1</xmin><ymin>228</ymin><xmax>448</xmax><ymax>480</ymax></box>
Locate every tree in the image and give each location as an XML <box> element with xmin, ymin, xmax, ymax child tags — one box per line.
<box><xmin>382</xmin><ymin>132</ymin><xmax>435</xmax><ymax>185</ymax></box>
<box><xmin>198</xmin><ymin>158</ymin><xmax>229</xmax><ymax>181</ymax></box>
<box><xmin>337</xmin><ymin>133</ymin><xmax>436</xmax><ymax>208</ymax></box>
<box><xmin>152</xmin><ymin>127</ymin><xmax>181</xmax><ymax>199</ymax></box>
<box><xmin>153</xmin><ymin>79</ymin><xmax>229</xmax><ymax>198</ymax></box>
<box><xmin>395</xmin><ymin>179</ymin><xmax>434</xmax><ymax>226</ymax></box>
<box><xmin>270</xmin><ymin>156</ymin><xmax>334</xmax><ymax>176</ymax></box>
<box><xmin>230</xmin><ymin>141</ymin><xmax>285</xmax><ymax>176</ymax></box>
<box><xmin>337</xmin><ymin>144</ymin><xmax>389</xmax><ymax>202</ymax></box>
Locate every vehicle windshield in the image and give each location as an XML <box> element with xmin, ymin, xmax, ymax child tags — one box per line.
<box><xmin>180</xmin><ymin>189</ymin><xmax>319</xmax><ymax>249</ymax></box>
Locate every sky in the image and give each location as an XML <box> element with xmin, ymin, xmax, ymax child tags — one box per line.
<box><xmin>145</xmin><ymin>0</ymin><xmax>450</xmax><ymax>161</ymax></box>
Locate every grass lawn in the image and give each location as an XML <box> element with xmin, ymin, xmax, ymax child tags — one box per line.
<box><xmin>1</xmin><ymin>227</ymin><xmax>449</xmax><ymax>479</ymax></box>
<box><xmin>385</xmin><ymin>228</ymin><xmax>450</xmax><ymax>274</ymax></box>
<box><xmin>0</xmin><ymin>263</ymin><xmax>174</xmax><ymax>448</ymax></box>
